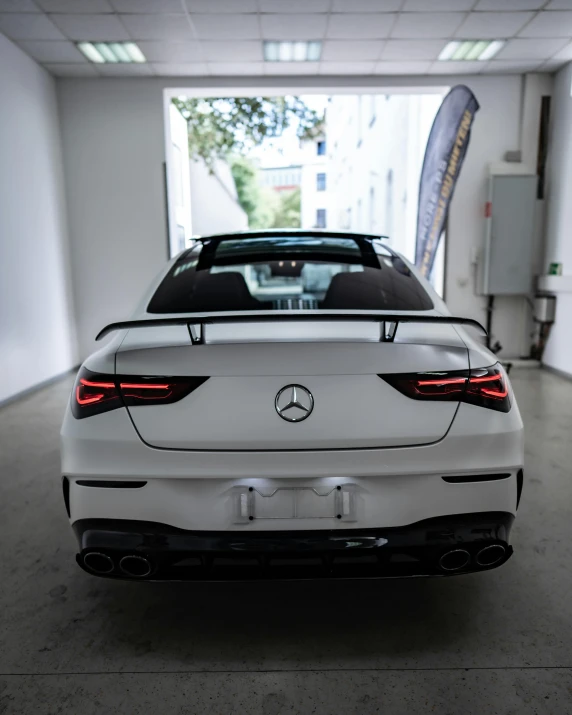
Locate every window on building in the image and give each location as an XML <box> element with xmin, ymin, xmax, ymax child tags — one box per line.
<box><xmin>386</xmin><ymin>169</ymin><xmax>394</xmax><ymax>239</ymax></box>
<box><xmin>317</xmin><ymin>172</ymin><xmax>326</xmax><ymax>191</ymax></box>
<box><xmin>317</xmin><ymin>140</ymin><xmax>326</xmax><ymax>156</ymax></box>
<box><xmin>369</xmin><ymin>186</ymin><xmax>375</xmax><ymax>230</ymax></box>
<box><xmin>369</xmin><ymin>95</ymin><xmax>376</xmax><ymax>126</ymax></box>
<box><xmin>316</xmin><ymin>209</ymin><xmax>326</xmax><ymax>228</ymax></box>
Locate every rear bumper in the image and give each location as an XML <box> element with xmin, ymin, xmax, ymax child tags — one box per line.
<box><xmin>74</xmin><ymin>512</ymin><xmax>514</xmax><ymax>581</ymax></box>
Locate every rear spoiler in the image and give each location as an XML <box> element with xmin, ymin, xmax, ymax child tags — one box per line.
<box><xmin>96</xmin><ymin>313</ymin><xmax>487</xmax><ymax>345</ymax></box>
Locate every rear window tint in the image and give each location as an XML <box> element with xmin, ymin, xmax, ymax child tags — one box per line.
<box><xmin>147</xmin><ymin>234</ymin><xmax>433</xmax><ymax>314</ymax></box>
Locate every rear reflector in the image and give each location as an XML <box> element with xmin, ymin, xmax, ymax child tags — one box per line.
<box><xmin>442</xmin><ymin>473</ymin><xmax>511</xmax><ymax>484</ymax></box>
<box><xmin>71</xmin><ymin>367</ymin><xmax>209</xmax><ymax>419</ymax></box>
<box><xmin>380</xmin><ymin>363</ymin><xmax>511</xmax><ymax>413</ymax></box>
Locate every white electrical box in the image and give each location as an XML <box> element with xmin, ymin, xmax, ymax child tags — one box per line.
<box><xmin>480</xmin><ymin>171</ymin><xmax>537</xmax><ymax>296</ymax></box>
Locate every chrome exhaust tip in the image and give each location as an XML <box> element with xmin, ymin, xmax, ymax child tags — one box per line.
<box><xmin>439</xmin><ymin>548</ymin><xmax>470</xmax><ymax>572</ymax></box>
<box><xmin>476</xmin><ymin>544</ymin><xmax>506</xmax><ymax>567</ymax></box>
<box><xmin>83</xmin><ymin>551</ymin><xmax>114</xmax><ymax>574</ymax></box>
<box><xmin>119</xmin><ymin>554</ymin><xmax>152</xmax><ymax>578</ymax></box>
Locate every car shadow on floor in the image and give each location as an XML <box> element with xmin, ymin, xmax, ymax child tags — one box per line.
<box><xmin>60</xmin><ymin>572</ymin><xmax>491</xmax><ymax>669</ymax></box>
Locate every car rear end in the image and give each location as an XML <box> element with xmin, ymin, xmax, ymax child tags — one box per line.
<box><xmin>61</xmin><ymin>232</ymin><xmax>524</xmax><ymax>580</ymax></box>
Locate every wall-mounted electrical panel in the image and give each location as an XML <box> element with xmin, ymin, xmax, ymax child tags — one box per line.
<box><xmin>480</xmin><ymin>170</ymin><xmax>537</xmax><ymax>296</ymax></box>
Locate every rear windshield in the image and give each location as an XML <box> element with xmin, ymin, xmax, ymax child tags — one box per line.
<box><xmin>147</xmin><ymin>234</ymin><xmax>433</xmax><ymax>314</ymax></box>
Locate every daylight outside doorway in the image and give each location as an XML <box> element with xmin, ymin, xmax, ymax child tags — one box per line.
<box><xmin>163</xmin><ymin>88</ymin><xmax>447</xmax><ymax>295</ymax></box>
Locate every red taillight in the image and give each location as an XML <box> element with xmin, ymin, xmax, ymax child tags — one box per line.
<box><xmin>71</xmin><ymin>368</ymin><xmax>209</xmax><ymax>419</ymax></box>
<box><xmin>119</xmin><ymin>377</ymin><xmax>208</xmax><ymax>406</ymax></box>
<box><xmin>380</xmin><ymin>363</ymin><xmax>510</xmax><ymax>413</ymax></box>
<box><xmin>72</xmin><ymin>374</ymin><xmax>121</xmax><ymax>418</ymax></box>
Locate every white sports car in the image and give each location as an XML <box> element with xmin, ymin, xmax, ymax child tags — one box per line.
<box><xmin>61</xmin><ymin>230</ymin><xmax>524</xmax><ymax>580</ymax></box>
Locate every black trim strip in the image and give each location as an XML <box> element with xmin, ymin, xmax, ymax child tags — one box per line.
<box><xmin>76</xmin><ymin>480</ymin><xmax>147</xmax><ymax>489</ymax></box>
<box><xmin>62</xmin><ymin>476</ymin><xmax>70</xmax><ymax>517</ymax></box>
<box><xmin>516</xmin><ymin>469</ymin><xmax>524</xmax><ymax>509</ymax></box>
<box><xmin>442</xmin><ymin>473</ymin><xmax>511</xmax><ymax>484</ymax></box>
<box><xmin>96</xmin><ymin>313</ymin><xmax>487</xmax><ymax>342</ymax></box>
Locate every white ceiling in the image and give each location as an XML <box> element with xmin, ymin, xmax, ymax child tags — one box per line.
<box><xmin>1</xmin><ymin>0</ymin><xmax>572</xmax><ymax>77</ymax></box>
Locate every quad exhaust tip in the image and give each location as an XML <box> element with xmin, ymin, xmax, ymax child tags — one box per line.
<box><xmin>83</xmin><ymin>551</ymin><xmax>114</xmax><ymax>574</ymax></box>
<box><xmin>119</xmin><ymin>554</ymin><xmax>152</xmax><ymax>578</ymax></box>
<box><xmin>439</xmin><ymin>548</ymin><xmax>470</xmax><ymax>572</ymax></box>
<box><xmin>476</xmin><ymin>544</ymin><xmax>506</xmax><ymax>567</ymax></box>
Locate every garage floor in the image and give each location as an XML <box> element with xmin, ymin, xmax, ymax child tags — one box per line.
<box><xmin>1</xmin><ymin>368</ymin><xmax>571</xmax><ymax>714</ymax></box>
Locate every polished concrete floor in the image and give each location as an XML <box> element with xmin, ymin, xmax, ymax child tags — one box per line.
<box><xmin>0</xmin><ymin>368</ymin><xmax>571</xmax><ymax>714</ymax></box>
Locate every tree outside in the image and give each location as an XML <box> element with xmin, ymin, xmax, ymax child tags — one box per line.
<box><xmin>172</xmin><ymin>96</ymin><xmax>321</xmax><ymax>230</ymax></box>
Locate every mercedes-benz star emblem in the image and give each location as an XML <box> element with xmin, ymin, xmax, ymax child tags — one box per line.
<box><xmin>275</xmin><ymin>384</ymin><xmax>314</xmax><ymax>423</ymax></box>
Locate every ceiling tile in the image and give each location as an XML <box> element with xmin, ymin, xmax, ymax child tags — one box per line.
<box><xmin>135</xmin><ymin>40</ymin><xmax>202</xmax><ymax>62</ymax></box>
<box><xmin>391</xmin><ymin>12</ymin><xmax>466</xmax><ymax>38</ymax></box>
<box><xmin>332</xmin><ymin>0</ymin><xmax>402</xmax><ymax>10</ymax></box>
<box><xmin>475</xmin><ymin>0</ymin><xmax>544</xmax><ymax>8</ymax></box>
<box><xmin>548</xmin><ymin>39</ymin><xmax>572</xmax><ymax>60</ymax></box>
<box><xmin>185</xmin><ymin>0</ymin><xmax>257</xmax><ymax>11</ymax></box>
<box><xmin>455</xmin><ymin>11</ymin><xmax>533</xmax><ymax>38</ymax></box>
<box><xmin>327</xmin><ymin>13</ymin><xmax>396</xmax><ymax>39</ymax></box>
<box><xmin>381</xmin><ymin>39</ymin><xmax>445</xmax><ymax>60</ymax></box>
<box><xmin>193</xmin><ymin>13</ymin><xmax>259</xmax><ymax>40</ymax></box>
<box><xmin>319</xmin><ymin>61</ymin><xmax>376</xmax><ymax>74</ymax></box>
<box><xmin>120</xmin><ymin>13</ymin><xmax>191</xmax><ymax>40</ymax></box>
<box><xmin>484</xmin><ymin>60</ymin><xmax>543</xmax><ymax>72</ymax></box>
<box><xmin>209</xmin><ymin>61</ymin><xmax>264</xmax><ymax>75</ymax></box>
<box><xmin>259</xmin><ymin>0</ymin><xmax>329</xmax><ymax>11</ymax></box>
<box><xmin>264</xmin><ymin>61</ymin><xmax>320</xmax><ymax>74</ymax></box>
<box><xmin>374</xmin><ymin>60</ymin><xmax>431</xmax><ymax>74</ymax></box>
<box><xmin>321</xmin><ymin>40</ymin><xmax>384</xmax><ymax>61</ymax></box>
<box><xmin>541</xmin><ymin>59</ymin><xmax>569</xmax><ymax>70</ymax></box>
<box><xmin>403</xmin><ymin>0</ymin><xmax>474</xmax><ymax>9</ymax></box>
<box><xmin>0</xmin><ymin>12</ymin><xmax>64</xmax><ymax>39</ymax></box>
<box><xmin>111</xmin><ymin>0</ymin><xmax>183</xmax><ymax>11</ymax></box>
<box><xmin>44</xmin><ymin>62</ymin><xmax>98</xmax><ymax>75</ymax></box>
<box><xmin>519</xmin><ymin>10</ymin><xmax>572</xmax><ymax>36</ymax></box>
<box><xmin>50</xmin><ymin>13</ymin><xmax>129</xmax><ymax>40</ymax></box>
<box><xmin>35</xmin><ymin>0</ymin><xmax>112</xmax><ymax>11</ymax></box>
<box><xmin>201</xmin><ymin>40</ymin><xmax>262</xmax><ymax>61</ymax></box>
<box><xmin>496</xmin><ymin>37</ymin><xmax>569</xmax><ymax>59</ymax></box>
<box><xmin>18</xmin><ymin>39</ymin><xmax>86</xmax><ymax>62</ymax></box>
<box><xmin>96</xmin><ymin>62</ymin><xmax>153</xmax><ymax>74</ymax></box>
<box><xmin>427</xmin><ymin>60</ymin><xmax>484</xmax><ymax>73</ymax></box>
<box><xmin>0</xmin><ymin>0</ymin><xmax>39</xmax><ymax>11</ymax></box>
<box><xmin>151</xmin><ymin>61</ymin><xmax>209</xmax><ymax>75</ymax></box>
<box><xmin>260</xmin><ymin>13</ymin><xmax>327</xmax><ymax>39</ymax></box>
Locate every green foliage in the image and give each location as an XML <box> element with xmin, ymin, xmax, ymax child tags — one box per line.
<box><xmin>172</xmin><ymin>95</ymin><xmax>323</xmax><ymax>168</ymax></box>
<box><xmin>229</xmin><ymin>155</ymin><xmax>275</xmax><ymax>229</ymax></box>
<box><xmin>230</xmin><ymin>156</ymin><xmax>301</xmax><ymax>230</ymax></box>
<box><xmin>270</xmin><ymin>187</ymin><xmax>301</xmax><ymax>229</ymax></box>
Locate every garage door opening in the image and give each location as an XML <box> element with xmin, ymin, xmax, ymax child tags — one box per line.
<box><xmin>164</xmin><ymin>88</ymin><xmax>448</xmax><ymax>295</ymax></box>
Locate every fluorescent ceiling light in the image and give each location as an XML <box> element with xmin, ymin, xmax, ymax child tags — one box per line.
<box><xmin>438</xmin><ymin>39</ymin><xmax>505</xmax><ymax>62</ymax></box>
<box><xmin>77</xmin><ymin>41</ymin><xmax>147</xmax><ymax>64</ymax></box>
<box><xmin>478</xmin><ymin>40</ymin><xmax>505</xmax><ymax>61</ymax></box>
<box><xmin>77</xmin><ymin>42</ymin><xmax>104</xmax><ymax>64</ymax></box>
<box><xmin>264</xmin><ymin>40</ymin><xmax>322</xmax><ymax>62</ymax></box>
<box><xmin>438</xmin><ymin>41</ymin><xmax>460</xmax><ymax>61</ymax></box>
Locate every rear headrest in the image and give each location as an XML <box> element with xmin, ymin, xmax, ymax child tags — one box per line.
<box><xmin>321</xmin><ymin>271</ymin><xmax>384</xmax><ymax>310</ymax></box>
<box><xmin>189</xmin><ymin>271</ymin><xmax>258</xmax><ymax>312</ymax></box>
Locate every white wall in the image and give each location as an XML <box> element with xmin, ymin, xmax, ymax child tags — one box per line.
<box><xmin>57</xmin><ymin>75</ymin><xmax>548</xmax><ymax>361</ymax></box>
<box><xmin>543</xmin><ymin>62</ymin><xmax>572</xmax><ymax>377</ymax></box>
<box><xmin>0</xmin><ymin>34</ymin><xmax>76</xmax><ymax>403</ymax></box>
<box><xmin>189</xmin><ymin>158</ymin><xmax>248</xmax><ymax>235</ymax></box>
<box><xmin>58</xmin><ymin>79</ymin><xmax>169</xmax><ymax>359</ymax></box>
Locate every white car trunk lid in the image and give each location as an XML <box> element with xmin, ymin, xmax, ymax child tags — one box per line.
<box><xmin>116</xmin><ymin>322</ymin><xmax>468</xmax><ymax>451</ymax></box>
